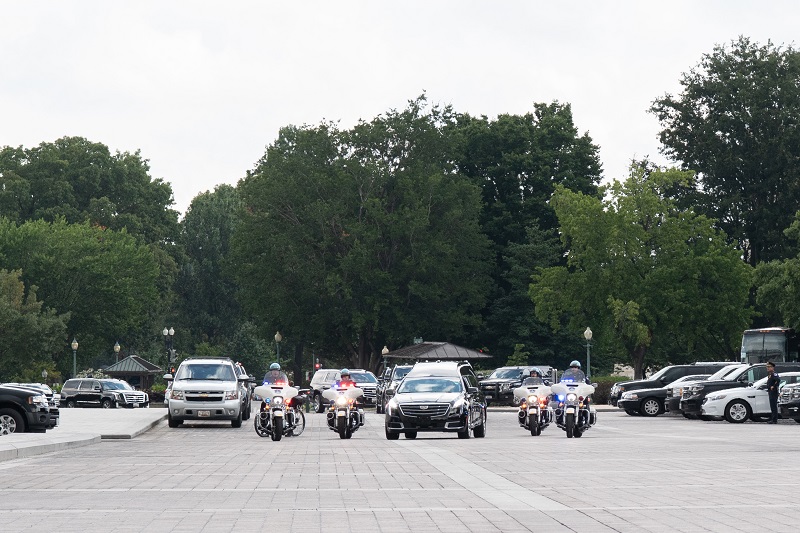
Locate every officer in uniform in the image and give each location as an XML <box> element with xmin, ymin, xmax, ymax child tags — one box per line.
<box><xmin>766</xmin><ymin>361</ymin><xmax>781</xmax><ymax>424</ymax></box>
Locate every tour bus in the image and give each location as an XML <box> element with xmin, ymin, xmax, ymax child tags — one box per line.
<box><xmin>740</xmin><ymin>327</ymin><xmax>799</xmax><ymax>364</ymax></box>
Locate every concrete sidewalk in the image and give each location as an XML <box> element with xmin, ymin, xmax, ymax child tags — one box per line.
<box><xmin>0</xmin><ymin>407</ymin><xmax>167</xmax><ymax>462</ymax></box>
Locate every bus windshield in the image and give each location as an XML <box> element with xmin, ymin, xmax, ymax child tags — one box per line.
<box><xmin>741</xmin><ymin>328</ymin><xmax>797</xmax><ymax>364</ymax></box>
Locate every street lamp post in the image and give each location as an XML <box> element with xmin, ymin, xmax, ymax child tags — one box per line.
<box><xmin>114</xmin><ymin>341</ymin><xmax>121</xmax><ymax>362</ymax></box>
<box><xmin>163</xmin><ymin>327</ymin><xmax>175</xmax><ymax>367</ymax></box>
<box><xmin>71</xmin><ymin>338</ymin><xmax>78</xmax><ymax>377</ymax></box>
<box><xmin>584</xmin><ymin>327</ymin><xmax>593</xmax><ymax>379</ymax></box>
<box><xmin>41</xmin><ymin>369</ymin><xmax>47</xmax><ymax>384</ymax></box>
<box><xmin>274</xmin><ymin>332</ymin><xmax>282</xmax><ymax>365</ymax></box>
<box><xmin>382</xmin><ymin>345</ymin><xmax>390</xmax><ymax>373</ymax></box>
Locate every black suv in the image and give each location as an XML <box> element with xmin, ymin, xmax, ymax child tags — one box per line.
<box><xmin>0</xmin><ymin>384</ymin><xmax>52</xmax><ymax>434</ymax></box>
<box><xmin>376</xmin><ymin>364</ymin><xmax>413</xmax><ymax>414</ymax></box>
<box><xmin>61</xmin><ymin>378</ymin><xmax>149</xmax><ymax>408</ymax></box>
<box><xmin>3</xmin><ymin>383</ymin><xmax>59</xmax><ymax>429</ymax></box>
<box><xmin>479</xmin><ymin>366</ymin><xmax>552</xmax><ymax>406</ymax></box>
<box><xmin>680</xmin><ymin>362</ymin><xmax>800</xmax><ymax>419</ymax></box>
<box><xmin>609</xmin><ymin>362</ymin><xmax>734</xmax><ymax>406</ymax></box>
<box><xmin>384</xmin><ymin>361</ymin><xmax>486</xmax><ymax>440</ymax></box>
<box><xmin>779</xmin><ymin>382</ymin><xmax>800</xmax><ymax>422</ymax></box>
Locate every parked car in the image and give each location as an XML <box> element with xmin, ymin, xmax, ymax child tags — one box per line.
<box><xmin>384</xmin><ymin>360</ymin><xmax>486</xmax><ymax>439</ymax></box>
<box><xmin>665</xmin><ymin>364</ymin><xmax>744</xmax><ymax>414</ymax></box>
<box><xmin>309</xmin><ymin>368</ymin><xmax>341</xmax><ymax>413</ymax></box>
<box><xmin>0</xmin><ymin>384</ymin><xmax>51</xmax><ymax>435</ymax></box>
<box><xmin>617</xmin><ymin>374</ymin><xmax>710</xmax><ymax>416</ymax></box>
<box><xmin>479</xmin><ymin>366</ymin><xmax>552</xmax><ymax>406</ymax></box>
<box><xmin>165</xmin><ymin>357</ymin><xmax>249</xmax><ymax>428</ymax></box>
<box><xmin>778</xmin><ymin>382</ymin><xmax>800</xmax><ymax>423</ymax></box>
<box><xmin>61</xmin><ymin>378</ymin><xmax>149</xmax><ymax>408</ymax></box>
<box><xmin>3</xmin><ymin>383</ymin><xmax>59</xmax><ymax>429</ymax></box>
<box><xmin>680</xmin><ymin>362</ymin><xmax>800</xmax><ymax>419</ymax></box>
<box><xmin>376</xmin><ymin>365</ymin><xmax>413</xmax><ymax>414</ymax></box>
<box><xmin>609</xmin><ymin>362</ymin><xmax>736</xmax><ymax>406</ymax></box>
<box><xmin>701</xmin><ymin>372</ymin><xmax>800</xmax><ymax>423</ymax></box>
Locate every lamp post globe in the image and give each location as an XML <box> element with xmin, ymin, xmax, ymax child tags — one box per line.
<box><xmin>42</xmin><ymin>369</ymin><xmax>47</xmax><ymax>382</ymax></box>
<box><xmin>71</xmin><ymin>338</ymin><xmax>79</xmax><ymax>377</ymax></box>
<box><xmin>114</xmin><ymin>341</ymin><xmax>121</xmax><ymax>362</ymax></box>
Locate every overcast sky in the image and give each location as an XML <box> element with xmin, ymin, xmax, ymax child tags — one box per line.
<box><xmin>2</xmin><ymin>1</ymin><xmax>798</xmax><ymax>215</ymax></box>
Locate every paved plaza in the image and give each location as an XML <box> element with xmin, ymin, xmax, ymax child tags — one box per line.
<box><xmin>1</xmin><ymin>407</ymin><xmax>799</xmax><ymax>532</ymax></box>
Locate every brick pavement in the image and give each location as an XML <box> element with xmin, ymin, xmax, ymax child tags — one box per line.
<box><xmin>1</xmin><ymin>407</ymin><xmax>799</xmax><ymax>532</ymax></box>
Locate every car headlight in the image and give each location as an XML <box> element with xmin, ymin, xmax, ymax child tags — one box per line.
<box><xmin>707</xmin><ymin>394</ymin><xmax>726</xmax><ymax>401</ymax></box>
<box><xmin>386</xmin><ymin>398</ymin><xmax>399</xmax><ymax>415</ymax></box>
<box><xmin>28</xmin><ymin>394</ymin><xmax>48</xmax><ymax>406</ymax></box>
<box><xmin>452</xmin><ymin>398</ymin><xmax>467</xmax><ymax>411</ymax></box>
<box><xmin>224</xmin><ymin>390</ymin><xmax>239</xmax><ymax>400</ymax></box>
<box><xmin>793</xmin><ymin>390</ymin><xmax>800</xmax><ymax>399</ymax></box>
<box><xmin>171</xmin><ymin>390</ymin><xmax>184</xmax><ymax>400</ymax></box>
<box><xmin>566</xmin><ymin>393</ymin><xmax>577</xmax><ymax>402</ymax></box>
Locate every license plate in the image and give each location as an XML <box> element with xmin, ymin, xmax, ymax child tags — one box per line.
<box><xmin>273</xmin><ymin>410</ymin><xmax>283</xmax><ymax>417</ymax></box>
<box><xmin>485</xmin><ymin>395</ymin><xmax>493</xmax><ymax>400</ymax></box>
<box><xmin>337</xmin><ymin>410</ymin><xmax>346</xmax><ymax>417</ymax></box>
<box><xmin>132</xmin><ymin>403</ymin><xmax>139</xmax><ymax>408</ymax></box>
<box><xmin>198</xmin><ymin>410</ymin><xmax>211</xmax><ymax>417</ymax></box>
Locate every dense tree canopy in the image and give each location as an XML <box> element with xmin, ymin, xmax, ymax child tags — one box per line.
<box><xmin>531</xmin><ymin>163</ymin><xmax>753</xmax><ymax>378</ymax></box>
<box><xmin>651</xmin><ymin>36</ymin><xmax>800</xmax><ymax>266</ymax></box>
<box><xmin>233</xmin><ymin>97</ymin><xmax>492</xmax><ymax>371</ymax></box>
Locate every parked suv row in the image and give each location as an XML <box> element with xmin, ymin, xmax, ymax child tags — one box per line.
<box><xmin>61</xmin><ymin>378</ymin><xmax>149</xmax><ymax>409</ymax></box>
<box><xmin>0</xmin><ymin>384</ymin><xmax>52</xmax><ymax>435</ymax></box>
<box><xmin>609</xmin><ymin>362</ymin><xmax>735</xmax><ymax>406</ymax></box>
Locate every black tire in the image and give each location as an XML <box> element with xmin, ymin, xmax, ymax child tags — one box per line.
<box><xmin>528</xmin><ymin>413</ymin><xmax>537</xmax><ymax>436</ymax></box>
<box><xmin>167</xmin><ymin>415</ymin><xmax>180</xmax><ymax>428</ymax></box>
<box><xmin>314</xmin><ymin>393</ymin><xmax>325</xmax><ymax>413</ymax></box>
<box><xmin>271</xmin><ymin>416</ymin><xmax>283</xmax><ymax>441</ymax></box>
<box><xmin>101</xmin><ymin>399</ymin><xmax>113</xmax><ymax>409</ymax></box>
<box><xmin>457</xmin><ymin>427</ymin><xmax>470</xmax><ymax>439</ymax></box>
<box><xmin>639</xmin><ymin>398</ymin><xmax>662</xmax><ymax>417</ymax></box>
<box><xmin>337</xmin><ymin>415</ymin><xmax>348</xmax><ymax>439</ymax></box>
<box><xmin>473</xmin><ymin>410</ymin><xmax>486</xmax><ymax>438</ymax></box>
<box><xmin>404</xmin><ymin>431</ymin><xmax>417</xmax><ymax>439</ymax></box>
<box><xmin>574</xmin><ymin>427</ymin><xmax>583</xmax><ymax>438</ymax></box>
<box><xmin>794</xmin><ymin>418</ymin><xmax>800</xmax><ymax>424</ymax></box>
<box><xmin>566</xmin><ymin>412</ymin><xmax>575</xmax><ymax>438</ymax></box>
<box><xmin>624</xmin><ymin>409</ymin><xmax>638</xmax><ymax>416</ymax></box>
<box><xmin>683</xmin><ymin>413</ymin><xmax>698</xmax><ymax>420</ymax></box>
<box><xmin>66</xmin><ymin>399</ymin><xmax>76</xmax><ymax>408</ymax></box>
<box><xmin>376</xmin><ymin>397</ymin><xmax>384</xmax><ymax>414</ymax></box>
<box><xmin>724</xmin><ymin>400</ymin><xmax>751</xmax><ymax>423</ymax></box>
<box><xmin>385</xmin><ymin>425</ymin><xmax>399</xmax><ymax>440</ymax></box>
<box><xmin>0</xmin><ymin>408</ymin><xmax>24</xmax><ymax>435</ymax></box>
<box><xmin>231</xmin><ymin>410</ymin><xmax>243</xmax><ymax>428</ymax></box>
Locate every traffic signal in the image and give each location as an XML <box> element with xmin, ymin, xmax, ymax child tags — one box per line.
<box><xmin>314</xmin><ymin>358</ymin><xmax>320</xmax><ymax>370</ymax></box>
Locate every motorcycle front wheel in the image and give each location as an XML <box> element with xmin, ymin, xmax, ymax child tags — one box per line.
<box><xmin>337</xmin><ymin>415</ymin><xmax>348</xmax><ymax>439</ymax></box>
<box><xmin>271</xmin><ymin>416</ymin><xmax>283</xmax><ymax>441</ymax></box>
<box><xmin>566</xmin><ymin>412</ymin><xmax>575</xmax><ymax>438</ymax></box>
<box><xmin>528</xmin><ymin>413</ymin><xmax>540</xmax><ymax>436</ymax></box>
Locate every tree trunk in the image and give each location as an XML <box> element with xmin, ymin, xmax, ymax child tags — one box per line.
<box><xmin>632</xmin><ymin>345</ymin><xmax>647</xmax><ymax>379</ymax></box>
<box><xmin>292</xmin><ymin>341</ymin><xmax>305</xmax><ymax>387</ymax></box>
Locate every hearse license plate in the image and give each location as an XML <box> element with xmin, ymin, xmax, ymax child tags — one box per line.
<box><xmin>198</xmin><ymin>410</ymin><xmax>211</xmax><ymax>417</ymax></box>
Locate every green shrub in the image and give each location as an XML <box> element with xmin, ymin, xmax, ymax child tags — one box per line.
<box><xmin>590</xmin><ymin>375</ymin><xmax>630</xmax><ymax>404</ymax></box>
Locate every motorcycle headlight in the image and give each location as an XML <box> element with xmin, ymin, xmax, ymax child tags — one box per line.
<box><xmin>335</xmin><ymin>396</ymin><xmax>348</xmax><ymax>406</ymax></box>
<box><xmin>527</xmin><ymin>395</ymin><xmax>538</xmax><ymax>404</ymax></box>
<box><xmin>224</xmin><ymin>390</ymin><xmax>239</xmax><ymax>400</ymax></box>
<box><xmin>273</xmin><ymin>396</ymin><xmax>283</xmax><ymax>405</ymax></box>
<box><xmin>171</xmin><ymin>390</ymin><xmax>184</xmax><ymax>400</ymax></box>
<box><xmin>566</xmin><ymin>393</ymin><xmax>577</xmax><ymax>402</ymax></box>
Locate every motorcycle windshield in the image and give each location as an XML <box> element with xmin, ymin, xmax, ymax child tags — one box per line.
<box><xmin>559</xmin><ymin>369</ymin><xmax>586</xmax><ymax>383</ymax></box>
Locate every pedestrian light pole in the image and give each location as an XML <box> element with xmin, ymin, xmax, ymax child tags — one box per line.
<box><xmin>382</xmin><ymin>345</ymin><xmax>390</xmax><ymax>373</ymax></box>
<box><xmin>114</xmin><ymin>341</ymin><xmax>121</xmax><ymax>362</ymax></box>
<box><xmin>163</xmin><ymin>327</ymin><xmax>175</xmax><ymax>367</ymax></box>
<box><xmin>71</xmin><ymin>338</ymin><xmax>79</xmax><ymax>377</ymax></box>
<box><xmin>584</xmin><ymin>327</ymin><xmax>593</xmax><ymax>379</ymax></box>
<box><xmin>274</xmin><ymin>331</ymin><xmax>282</xmax><ymax>365</ymax></box>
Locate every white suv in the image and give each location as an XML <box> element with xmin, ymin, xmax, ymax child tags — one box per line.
<box><xmin>165</xmin><ymin>358</ymin><xmax>249</xmax><ymax>428</ymax></box>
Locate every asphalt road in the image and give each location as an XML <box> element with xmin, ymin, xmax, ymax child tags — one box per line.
<box><xmin>1</xmin><ymin>408</ymin><xmax>799</xmax><ymax>532</ymax></box>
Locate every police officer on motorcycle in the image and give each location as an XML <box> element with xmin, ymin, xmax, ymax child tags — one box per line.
<box><xmin>561</xmin><ymin>360</ymin><xmax>590</xmax><ymax>384</ymax></box>
<box><xmin>522</xmin><ymin>367</ymin><xmax>545</xmax><ymax>386</ymax></box>
<box><xmin>263</xmin><ymin>362</ymin><xmax>289</xmax><ymax>385</ymax></box>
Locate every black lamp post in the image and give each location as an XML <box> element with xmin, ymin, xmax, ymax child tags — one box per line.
<box><xmin>71</xmin><ymin>338</ymin><xmax>78</xmax><ymax>377</ymax></box>
<box><xmin>584</xmin><ymin>327</ymin><xmax>593</xmax><ymax>379</ymax></box>
<box><xmin>114</xmin><ymin>341</ymin><xmax>121</xmax><ymax>362</ymax></box>
<box><xmin>274</xmin><ymin>331</ymin><xmax>282</xmax><ymax>365</ymax></box>
<box><xmin>163</xmin><ymin>327</ymin><xmax>175</xmax><ymax>366</ymax></box>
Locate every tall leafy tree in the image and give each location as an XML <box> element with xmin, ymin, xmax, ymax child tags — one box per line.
<box><xmin>754</xmin><ymin>213</ymin><xmax>800</xmax><ymax>329</ymax></box>
<box><xmin>0</xmin><ymin>269</ymin><xmax>68</xmax><ymax>381</ymax></box>
<box><xmin>651</xmin><ymin>37</ymin><xmax>800</xmax><ymax>266</ymax></box>
<box><xmin>454</xmin><ymin>103</ymin><xmax>603</xmax><ymax>361</ymax></box>
<box><xmin>233</xmin><ymin>97</ymin><xmax>492</xmax><ymax>371</ymax></box>
<box><xmin>531</xmin><ymin>163</ymin><xmax>753</xmax><ymax>378</ymax></box>
<box><xmin>0</xmin><ymin>219</ymin><xmax>160</xmax><ymax>375</ymax></box>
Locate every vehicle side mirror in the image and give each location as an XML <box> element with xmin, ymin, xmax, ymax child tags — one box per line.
<box><xmin>163</xmin><ymin>373</ymin><xmax>173</xmax><ymax>381</ymax></box>
<box><xmin>467</xmin><ymin>386</ymin><xmax>479</xmax><ymax>394</ymax></box>
<box><xmin>747</xmin><ymin>382</ymin><xmax>754</xmax><ymax>387</ymax></box>
<box><xmin>592</xmin><ymin>383</ymin><xmax>598</xmax><ymax>388</ymax></box>
<box><xmin>477</xmin><ymin>374</ymin><xmax>486</xmax><ymax>380</ymax></box>
<box><xmin>238</xmin><ymin>375</ymin><xmax>249</xmax><ymax>382</ymax></box>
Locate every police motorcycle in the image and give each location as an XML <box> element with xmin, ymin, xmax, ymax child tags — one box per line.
<box><xmin>513</xmin><ymin>372</ymin><xmax>553</xmax><ymax>436</ymax></box>
<box><xmin>323</xmin><ymin>384</ymin><xmax>364</xmax><ymax>439</ymax></box>
<box><xmin>253</xmin><ymin>381</ymin><xmax>306</xmax><ymax>441</ymax></box>
<box><xmin>551</xmin><ymin>361</ymin><xmax>597</xmax><ymax>438</ymax></box>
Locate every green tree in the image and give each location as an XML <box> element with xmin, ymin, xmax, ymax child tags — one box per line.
<box><xmin>650</xmin><ymin>36</ymin><xmax>800</xmax><ymax>266</ymax></box>
<box><xmin>0</xmin><ymin>219</ymin><xmax>160</xmax><ymax>375</ymax></box>
<box><xmin>530</xmin><ymin>163</ymin><xmax>753</xmax><ymax>378</ymax></box>
<box><xmin>176</xmin><ymin>185</ymin><xmax>244</xmax><ymax>346</ymax></box>
<box><xmin>233</xmin><ymin>97</ymin><xmax>492</xmax><ymax>371</ymax></box>
<box><xmin>506</xmin><ymin>344</ymin><xmax>530</xmax><ymax>366</ymax></box>
<box><xmin>454</xmin><ymin>103</ymin><xmax>603</xmax><ymax>361</ymax></box>
<box><xmin>0</xmin><ymin>269</ymin><xmax>69</xmax><ymax>381</ymax></box>
<box><xmin>754</xmin><ymin>213</ymin><xmax>800</xmax><ymax>328</ymax></box>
